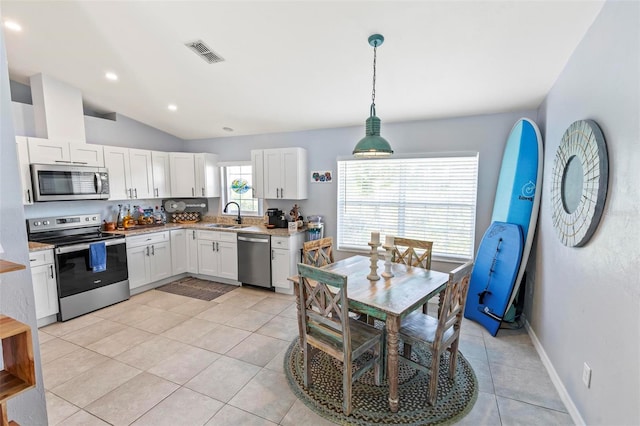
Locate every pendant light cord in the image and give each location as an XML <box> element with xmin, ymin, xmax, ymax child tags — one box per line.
<box><xmin>371</xmin><ymin>40</ymin><xmax>378</xmax><ymax>116</ymax></box>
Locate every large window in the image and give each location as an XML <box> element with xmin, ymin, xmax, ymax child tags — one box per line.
<box><xmin>337</xmin><ymin>154</ymin><xmax>478</xmax><ymax>260</ymax></box>
<box><xmin>220</xmin><ymin>162</ymin><xmax>262</xmax><ymax>217</ymax></box>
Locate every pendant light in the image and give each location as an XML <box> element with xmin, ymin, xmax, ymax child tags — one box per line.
<box><xmin>353</xmin><ymin>34</ymin><xmax>393</xmax><ymax>157</ymax></box>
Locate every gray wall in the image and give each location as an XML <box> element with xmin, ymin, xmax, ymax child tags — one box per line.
<box><xmin>531</xmin><ymin>1</ymin><xmax>639</xmax><ymax>424</ymax></box>
<box><xmin>0</xmin><ymin>31</ymin><xmax>48</xmax><ymax>425</ymax></box>
<box><xmin>186</xmin><ymin>109</ymin><xmax>538</xmax><ymax>267</ymax></box>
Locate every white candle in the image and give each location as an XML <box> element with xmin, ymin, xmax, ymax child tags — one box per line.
<box><xmin>385</xmin><ymin>235</ymin><xmax>394</xmax><ymax>247</ymax></box>
<box><xmin>371</xmin><ymin>232</ymin><xmax>380</xmax><ymax>244</ymax></box>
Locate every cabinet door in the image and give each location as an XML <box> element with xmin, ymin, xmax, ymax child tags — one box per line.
<box><xmin>31</xmin><ymin>263</ymin><xmax>58</xmax><ymax>319</ymax></box>
<box><xmin>217</xmin><ymin>241</ymin><xmax>238</xmax><ymax>280</ymax></box>
<box><xmin>16</xmin><ymin>137</ymin><xmax>33</xmax><ymax>205</ymax></box>
<box><xmin>263</xmin><ymin>149</ymin><xmax>282</xmax><ymax>199</ymax></box>
<box><xmin>69</xmin><ymin>143</ymin><xmax>104</xmax><ymax>167</ymax></box>
<box><xmin>170</xmin><ymin>229</ymin><xmax>188</xmax><ymax>275</ymax></box>
<box><xmin>250</xmin><ymin>150</ymin><xmax>264</xmax><ymax>199</ymax></box>
<box><xmin>281</xmin><ymin>148</ymin><xmax>307</xmax><ymax>199</ymax></box>
<box><xmin>127</xmin><ymin>245</ymin><xmax>150</xmax><ymax>290</ymax></box>
<box><xmin>271</xmin><ymin>248</ymin><xmax>290</xmax><ymax>289</ymax></box>
<box><xmin>169</xmin><ymin>153</ymin><xmax>196</xmax><ymax>197</ymax></box>
<box><xmin>27</xmin><ymin>138</ymin><xmax>70</xmax><ymax>164</ymax></box>
<box><xmin>104</xmin><ymin>146</ymin><xmax>132</xmax><ymax>200</ymax></box>
<box><xmin>195</xmin><ymin>153</ymin><xmax>220</xmax><ymax>198</ymax></box>
<box><xmin>197</xmin><ymin>240</ymin><xmax>218</xmax><ymax>276</ymax></box>
<box><xmin>149</xmin><ymin>241</ymin><xmax>172</xmax><ymax>282</ymax></box>
<box><xmin>151</xmin><ymin>151</ymin><xmax>171</xmax><ymax>198</ymax></box>
<box><xmin>129</xmin><ymin>149</ymin><xmax>154</xmax><ymax>199</ymax></box>
<box><xmin>187</xmin><ymin>229</ymin><xmax>199</xmax><ymax>274</ymax></box>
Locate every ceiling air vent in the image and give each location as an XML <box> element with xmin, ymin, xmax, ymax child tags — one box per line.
<box><xmin>185</xmin><ymin>40</ymin><xmax>225</xmax><ymax>64</ymax></box>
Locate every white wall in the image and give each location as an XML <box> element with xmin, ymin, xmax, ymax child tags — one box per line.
<box><xmin>531</xmin><ymin>1</ymin><xmax>639</xmax><ymax>424</ymax></box>
<box><xmin>0</xmin><ymin>30</ymin><xmax>48</xmax><ymax>425</ymax></box>
<box><xmin>186</xmin><ymin>109</ymin><xmax>537</xmax><ymax>266</ymax></box>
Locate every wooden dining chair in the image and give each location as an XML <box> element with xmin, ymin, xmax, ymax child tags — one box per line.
<box><xmin>297</xmin><ymin>262</ymin><xmax>383</xmax><ymax>415</ymax></box>
<box><xmin>391</xmin><ymin>237</ymin><xmax>434</xmax><ymax>313</ymax></box>
<box><xmin>302</xmin><ymin>237</ymin><xmax>334</xmax><ymax>267</ymax></box>
<box><xmin>397</xmin><ymin>261</ymin><xmax>473</xmax><ymax>406</ymax></box>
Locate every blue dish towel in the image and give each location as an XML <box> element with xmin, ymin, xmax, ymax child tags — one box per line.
<box><xmin>89</xmin><ymin>242</ymin><xmax>107</xmax><ymax>273</ymax></box>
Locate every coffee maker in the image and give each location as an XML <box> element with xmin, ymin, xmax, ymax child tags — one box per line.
<box><xmin>267</xmin><ymin>208</ymin><xmax>287</xmax><ymax>228</ymax></box>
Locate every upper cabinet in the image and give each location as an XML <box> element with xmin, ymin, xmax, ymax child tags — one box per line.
<box><xmin>26</xmin><ymin>137</ymin><xmax>104</xmax><ymax>167</ymax></box>
<box><xmin>252</xmin><ymin>147</ymin><xmax>307</xmax><ymax>200</ymax></box>
<box><xmin>151</xmin><ymin>151</ymin><xmax>171</xmax><ymax>199</ymax></box>
<box><xmin>104</xmin><ymin>147</ymin><xmax>153</xmax><ymax>200</ymax></box>
<box><xmin>169</xmin><ymin>152</ymin><xmax>220</xmax><ymax>198</ymax></box>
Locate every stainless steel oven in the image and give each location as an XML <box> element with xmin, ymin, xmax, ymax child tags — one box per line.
<box><xmin>30</xmin><ymin>163</ymin><xmax>110</xmax><ymax>201</ymax></box>
<box><xmin>27</xmin><ymin>214</ymin><xmax>129</xmax><ymax>321</ymax></box>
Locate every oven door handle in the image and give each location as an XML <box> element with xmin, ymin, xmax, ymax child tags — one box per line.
<box><xmin>56</xmin><ymin>238</ymin><xmax>126</xmax><ymax>254</ymax></box>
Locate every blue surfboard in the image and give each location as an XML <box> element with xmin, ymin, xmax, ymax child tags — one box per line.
<box><xmin>465</xmin><ymin>118</ymin><xmax>542</xmax><ymax>334</ymax></box>
<box><xmin>464</xmin><ymin>222</ymin><xmax>523</xmax><ymax>336</ymax></box>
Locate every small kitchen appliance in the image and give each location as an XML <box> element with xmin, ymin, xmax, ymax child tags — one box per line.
<box><xmin>30</xmin><ymin>164</ymin><xmax>110</xmax><ymax>201</ymax></box>
<box><xmin>267</xmin><ymin>208</ymin><xmax>288</xmax><ymax>228</ymax></box>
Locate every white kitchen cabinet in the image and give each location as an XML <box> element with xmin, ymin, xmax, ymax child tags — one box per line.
<box><xmin>126</xmin><ymin>231</ymin><xmax>171</xmax><ymax>291</ymax></box>
<box><xmin>69</xmin><ymin>143</ymin><xmax>104</xmax><ymax>167</ymax></box>
<box><xmin>196</xmin><ymin>230</ymin><xmax>237</xmax><ymax>280</ymax></box>
<box><xmin>271</xmin><ymin>233</ymin><xmax>304</xmax><ymax>294</ymax></box>
<box><xmin>104</xmin><ymin>146</ymin><xmax>153</xmax><ymax>200</ymax></box>
<box><xmin>129</xmin><ymin>148</ymin><xmax>154</xmax><ymax>199</ymax></box>
<box><xmin>169</xmin><ymin>152</ymin><xmax>197</xmax><ymax>197</ymax></box>
<box><xmin>250</xmin><ymin>150</ymin><xmax>264</xmax><ymax>199</ymax></box>
<box><xmin>170</xmin><ymin>229</ymin><xmax>188</xmax><ymax>275</ymax></box>
<box><xmin>187</xmin><ymin>228</ymin><xmax>199</xmax><ymax>273</ymax></box>
<box><xmin>151</xmin><ymin>151</ymin><xmax>171</xmax><ymax>198</ymax></box>
<box><xmin>252</xmin><ymin>148</ymin><xmax>307</xmax><ymax>200</ymax></box>
<box><xmin>26</xmin><ymin>137</ymin><xmax>103</xmax><ymax>166</ymax></box>
<box><xmin>170</xmin><ymin>152</ymin><xmax>220</xmax><ymax>198</ymax></box>
<box><xmin>195</xmin><ymin>153</ymin><xmax>220</xmax><ymax>198</ymax></box>
<box><xmin>29</xmin><ymin>250</ymin><xmax>58</xmax><ymax>326</ymax></box>
<box><xmin>16</xmin><ymin>137</ymin><xmax>33</xmax><ymax>205</ymax></box>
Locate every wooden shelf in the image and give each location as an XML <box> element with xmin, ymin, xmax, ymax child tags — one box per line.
<box><xmin>0</xmin><ymin>261</ymin><xmax>26</xmax><ymax>275</ymax></box>
<box><xmin>0</xmin><ymin>315</ymin><xmax>35</xmax><ymax>426</ymax></box>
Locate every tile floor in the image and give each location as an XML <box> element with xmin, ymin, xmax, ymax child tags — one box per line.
<box><xmin>39</xmin><ymin>285</ymin><xmax>573</xmax><ymax>425</ymax></box>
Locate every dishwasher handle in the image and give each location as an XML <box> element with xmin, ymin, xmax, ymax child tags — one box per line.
<box><xmin>237</xmin><ymin>236</ymin><xmax>270</xmax><ymax>243</ymax></box>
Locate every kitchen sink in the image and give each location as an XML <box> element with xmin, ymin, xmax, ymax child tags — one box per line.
<box><xmin>203</xmin><ymin>223</ymin><xmax>250</xmax><ymax>229</ymax></box>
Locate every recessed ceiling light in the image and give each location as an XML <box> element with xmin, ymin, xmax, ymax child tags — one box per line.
<box><xmin>222</xmin><ymin>127</ymin><xmax>234</xmax><ymax>132</ymax></box>
<box><xmin>4</xmin><ymin>20</ymin><xmax>22</xmax><ymax>32</ymax></box>
<box><xmin>105</xmin><ymin>72</ymin><xmax>118</xmax><ymax>81</ymax></box>
<box><xmin>168</xmin><ymin>104</ymin><xmax>177</xmax><ymax>111</ymax></box>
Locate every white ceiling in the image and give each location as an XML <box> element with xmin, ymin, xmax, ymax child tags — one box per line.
<box><xmin>2</xmin><ymin>1</ymin><xmax>604</xmax><ymax>141</ymax></box>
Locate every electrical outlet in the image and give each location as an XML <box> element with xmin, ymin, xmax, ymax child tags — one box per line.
<box><xmin>582</xmin><ymin>362</ymin><xmax>592</xmax><ymax>388</ymax></box>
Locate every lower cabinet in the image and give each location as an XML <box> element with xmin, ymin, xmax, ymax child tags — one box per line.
<box><xmin>196</xmin><ymin>231</ymin><xmax>238</xmax><ymax>281</ymax></box>
<box><xmin>126</xmin><ymin>231</ymin><xmax>172</xmax><ymax>291</ymax></box>
<box><xmin>29</xmin><ymin>250</ymin><xmax>58</xmax><ymax>324</ymax></box>
<box><xmin>271</xmin><ymin>233</ymin><xmax>304</xmax><ymax>294</ymax></box>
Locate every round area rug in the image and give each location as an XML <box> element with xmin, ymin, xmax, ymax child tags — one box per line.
<box><xmin>284</xmin><ymin>338</ymin><xmax>477</xmax><ymax>426</ymax></box>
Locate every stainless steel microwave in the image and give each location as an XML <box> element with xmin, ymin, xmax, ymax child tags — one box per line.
<box><xmin>30</xmin><ymin>164</ymin><xmax>110</xmax><ymax>201</ymax></box>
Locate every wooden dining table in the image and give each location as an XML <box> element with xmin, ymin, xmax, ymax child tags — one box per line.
<box><xmin>288</xmin><ymin>254</ymin><xmax>450</xmax><ymax>413</ymax></box>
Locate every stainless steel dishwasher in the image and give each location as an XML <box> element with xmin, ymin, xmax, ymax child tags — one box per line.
<box><xmin>237</xmin><ymin>233</ymin><xmax>272</xmax><ymax>288</ymax></box>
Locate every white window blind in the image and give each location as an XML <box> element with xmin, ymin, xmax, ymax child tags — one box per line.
<box><xmin>337</xmin><ymin>154</ymin><xmax>478</xmax><ymax>260</ymax></box>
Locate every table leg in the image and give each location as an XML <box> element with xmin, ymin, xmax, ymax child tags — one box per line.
<box><xmin>386</xmin><ymin>315</ymin><xmax>400</xmax><ymax>412</ymax></box>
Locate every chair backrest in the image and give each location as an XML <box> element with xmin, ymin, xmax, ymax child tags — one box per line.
<box><xmin>434</xmin><ymin>261</ymin><xmax>473</xmax><ymax>347</ymax></box>
<box><xmin>303</xmin><ymin>237</ymin><xmax>334</xmax><ymax>267</ymax></box>
<box><xmin>391</xmin><ymin>237</ymin><xmax>433</xmax><ymax>270</ymax></box>
<box><xmin>297</xmin><ymin>262</ymin><xmax>349</xmax><ymax>352</ymax></box>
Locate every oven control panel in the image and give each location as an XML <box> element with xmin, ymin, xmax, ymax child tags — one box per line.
<box><xmin>27</xmin><ymin>214</ymin><xmax>101</xmax><ymax>233</ymax></box>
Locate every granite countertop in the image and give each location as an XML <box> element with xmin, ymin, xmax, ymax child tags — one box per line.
<box><xmin>103</xmin><ymin>222</ymin><xmax>307</xmax><ymax>237</ymax></box>
<box><xmin>29</xmin><ymin>241</ymin><xmax>55</xmax><ymax>252</ymax></box>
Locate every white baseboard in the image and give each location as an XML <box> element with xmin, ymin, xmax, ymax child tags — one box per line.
<box><xmin>524</xmin><ymin>318</ymin><xmax>585</xmax><ymax>426</ymax></box>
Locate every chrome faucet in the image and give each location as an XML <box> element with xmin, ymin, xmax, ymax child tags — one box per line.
<box><xmin>223</xmin><ymin>201</ymin><xmax>242</xmax><ymax>224</ymax></box>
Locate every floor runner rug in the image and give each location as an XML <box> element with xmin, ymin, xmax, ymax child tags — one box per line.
<box><xmin>156</xmin><ymin>277</ymin><xmax>236</xmax><ymax>301</ymax></box>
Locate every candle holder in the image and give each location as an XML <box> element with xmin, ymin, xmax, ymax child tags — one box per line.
<box><xmin>367</xmin><ymin>242</ymin><xmax>381</xmax><ymax>281</ymax></box>
<box><xmin>382</xmin><ymin>244</ymin><xmax>395</xmax><ymax>279</ymax></box>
